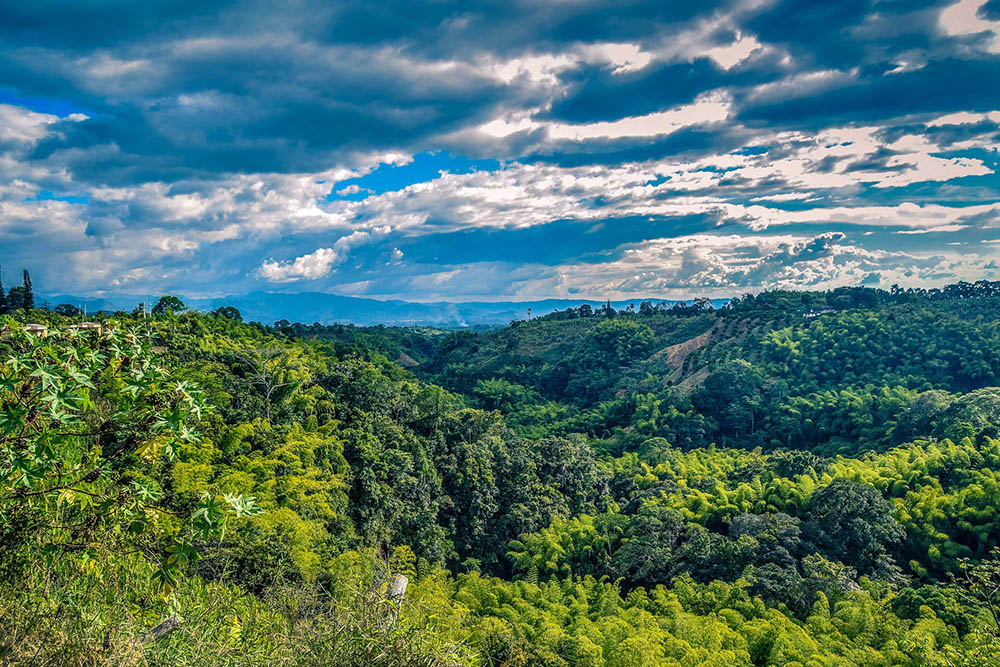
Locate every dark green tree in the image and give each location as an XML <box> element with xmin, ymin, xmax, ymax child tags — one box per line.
<box><xmin>611</xmin><ymin>503</ymin><xmax>687</xmax><ymax>586</ymax></box>
<box><xmin>53</xmin><ymin>303</ymin><xmax>81</xmax><ymax>317</ymax></box>
<box><xmin>21</xmin><ymin>269</ymin><xmax>33</xmax><ymax>310</ymax></box>
<box><xmin>934</xmin><ymin>388</ymin><xmax>1000</xmax><ymax>443</ymax></box>
<box><xmin>153</xmin><ymin>295</ymin><xmax>187</xmax><ymax>315</ymax></box>
<box><xmin>804</xmin><ymin>478</ymin><xmax>904</xmax><ymax>575</ymax></box>
<box><xmin>7</xmin><ymin>286</ymin><xmax>25</xmax><ymax>311</ymax></box>
<box><xmin>212</xmin><ymin>305</ymin><xmax>243</xmax><ymax>321</ymax></box>
<box><xmin>692</xmin><ymin>359</ymin><xmax>772</xmax><ymax>442</ymax></box>
<box><xmin>892</xmin><ymin>390</ymin><xmax>954</xmax><ymax>444</ymax></box>
<box><xmin>534</xmin><ymin>435</ymin><xmax>609</xmax><ymax>515</ymax></box>
<box><xmin>0</xmin><ymin>267</ymin><xmax>7</xmax><ymax>314</ymax></box>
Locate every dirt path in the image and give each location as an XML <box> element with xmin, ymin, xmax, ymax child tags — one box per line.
<box><xmin>650</xmin><ymin>321</ymin><xmax>724</xmax><ymax>373</ymax></box>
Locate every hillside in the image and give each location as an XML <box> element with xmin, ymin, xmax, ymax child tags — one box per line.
<box><xmin>300</xmin><ymin>283</ymin><xmax>1000</xmax><ymax>454</ymax></box>
<box><xmin>2</xmin><ymin>282</ymin><xmax>1000</xmax><ymax>665</ymax></box>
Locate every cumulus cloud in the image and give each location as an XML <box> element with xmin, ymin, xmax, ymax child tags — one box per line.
<box><xmin>258</xmin><ymin>247</ymin><xmax>348</xmax><ymax>282</ymax></box>
<box><xmin>257</xmin><ymin>228</ymin><xmax>388</xmax><ymax>282</ymax></box>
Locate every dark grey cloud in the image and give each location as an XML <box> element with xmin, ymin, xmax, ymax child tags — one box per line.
<box><xmin>540</xmin><ymin>59</ymin><xmax>736</xmax><ymax>124</ymax></box>
<box><xmin>391</xmin><ymin>214</ymin><xmax>718</xmax><ymax>266</ymax></box>
<box><xmin>2</xmin><ymin>0</ymin><xmax>992</xmax><ymax>182</ymax></box>
<box><xmin>520</xmin><ymin>128</ymin><xmax>744</xmax><ymax>168</ymax></box>
<box><xmin>320</xmin><ymin>0</ymin><xmax>727</xmax><ymax>57</ymax></box>
<box><xmin>744</xmin><ymin>0</ymin><xmax>954</xmax><ymax>69</ymax></box>
<box><xmin>0</xmin><ymin>1</ymin><xmax>231</xmax><ymax>49</ymax></box>
<box><xmin>745</xmin><ymin>0</ymin><xmax>871</xmax><ymax>62</ymax></box>
<box><xmin>738</xmin><ymin>59</ymin><xmax>1000</xmax><ymax>127</ymax></box>
<box><xmin>16</xmin><ymin>45</ymin><xmax>516</xmax><ymax>181</ymax></box>
<box><xmin>980</xmin><ymin>0</ymin><xmax>1000</xmax><ymax>20</ymax></box>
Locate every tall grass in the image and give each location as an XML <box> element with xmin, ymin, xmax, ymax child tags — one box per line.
<box><xmin>0</xmin><ymin>550</ymin><xmax>475</xmax><ymax>666</ymax></box>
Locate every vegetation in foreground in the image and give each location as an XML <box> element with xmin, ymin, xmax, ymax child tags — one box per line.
<box><xmin>3</xmin><ymin>281</ymin><xmax>1000</xmax><ymax>665</ymax></box>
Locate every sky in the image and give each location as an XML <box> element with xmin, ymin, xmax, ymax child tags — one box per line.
<box><xmin>0</xmin><ymin>0</ymin><xmax>999</xmax><ymax>302</ymax></box>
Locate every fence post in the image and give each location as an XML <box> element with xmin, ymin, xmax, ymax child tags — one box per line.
<box><xmin>388</xmin><ymin>574</ymin><xmax>408</xmax><ymax>625</ymax></box>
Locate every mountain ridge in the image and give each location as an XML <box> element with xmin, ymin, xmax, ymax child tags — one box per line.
<box><xmin>38</xmin><ymin>290</ymin><xmax>729</xmax><ymax>327</ymax></box>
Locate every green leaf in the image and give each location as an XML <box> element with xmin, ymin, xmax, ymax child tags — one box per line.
<box><xmin>0</xmin><ymin>371</ymin><xmax>17</xmax><ymax>395</ymax></box>
<box><xmin>29</xmin><ymin>364</ymin><xmax>60</xmax><ymax>391</ymax></box>
<box><xmin>0</xmin><ymin>405</ymin><xmax>28</xmax><ymax>434</ymax></box>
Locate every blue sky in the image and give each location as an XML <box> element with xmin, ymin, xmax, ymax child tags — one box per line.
<box><xmin>0</xmin><ymin>0</ymin><xmax>998</xmax><ymax>301</ymax></box>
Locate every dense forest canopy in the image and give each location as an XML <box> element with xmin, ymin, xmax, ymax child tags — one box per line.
<box><xmin>2</xmin><ymin>281</ymin><xmax>1000</xmax><ymax>665</ymax></box>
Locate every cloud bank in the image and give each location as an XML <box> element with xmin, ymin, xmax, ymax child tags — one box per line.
<box><xmin>0</xmin><ymin>0</ymin><xmax>997</xmax><ymax>301</ymax></box>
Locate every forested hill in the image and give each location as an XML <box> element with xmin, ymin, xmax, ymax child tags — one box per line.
<box><xmin>2</xmin><ymin>281</ymin><xmax>1000</xmax><ymax>665</ymax></box>
<box><xmin>291</xmin><ymin>282</ymin><xmax>1000</xmax><ymax>456</ymax></box>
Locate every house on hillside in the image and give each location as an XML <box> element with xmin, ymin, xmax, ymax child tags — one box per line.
<box><xmin>68</xmin><ymin>322</ymin><xmax>103</xmax><ymax>334</ymax></box>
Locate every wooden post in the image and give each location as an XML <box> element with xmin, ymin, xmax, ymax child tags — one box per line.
<box><xmin>388</xmin><ymin>574</ymin><xmax>408</xmax><ymax>599</ymax></box>
<box><xmin>388</xmin><ymin>574</ymin><xmax>408</xmax><ymax>625</ymax></box>
<box><xmin>133</xmin><ymin>615</ymin><xmax>181</xmax><ymax>646</ymax></box>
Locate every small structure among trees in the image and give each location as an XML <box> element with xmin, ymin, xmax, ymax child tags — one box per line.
<box><xmin>23</xmin><ymin>323</ymin><xmax>48</xmax><ymax>337</ymax></box>
<box><xmin>68</xmin><ymin>322</ymin><xmax>103</xmax><ymax>334</ymax></box>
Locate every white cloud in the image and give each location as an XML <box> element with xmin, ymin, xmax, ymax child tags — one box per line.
<box><xmin>926</xmin><ymin>110</ymin><xmax>1000</xmax><ymax>126</ymax></box>
<box><xmin>734</xmin><ymin>202</ymin><xmax>999</xmax><ymax>231</ymax></box>
<box><xmin>478</xmin><ymin>114</ymin><xmax>540</xmax><ymax>138</ymax></box>
<box><xmin>257</xmin><ymin>228</ymin><xmax>387</xmax><ymax>282</ymax></box>
<box><xmin>477</xmin><ymin>94</ymin><xmax>732</xmax><ymax>142</ymax></box>
<box><xmin>487</xmin><ymin>41</ymin><xmax>654</xmax><ymax>86</ymax></box>
<box><xmin>0</xmin><ymin>104</ymin><xmax>84</xmax><ymax>144</ymax></box>
<box><xmin>1</xmin><ymin>92</ymin><xmax>993</xmax><ymax>299</ymax></box>
<box><xmin>258</xmin><ymin>247</ymin><xmax>346</xmax><ymax>281</ymax></box>
<box><xmin>896</xmin><ymin>224</ymin><xmax>968</xmax><ymax>234</ymax></box>
<box><xmin>704</xmin><ymin>33</ymin><xmax>762</xmax><ymax>69</ymax></box>
<box><xmin>547</xmin><ymin>94</ymin><xmax>731</xmax><ymax>140</ymax></box>
<box><xmin>336</xmin><ymin>184</ymin><xmax>369</xmax><ymax>196</ymax></box>
<box><xmin>940</xmin><ymin>0</ymin><xmax>1000</xmax><ymax>53</ymax></box>
<box><xmin>461</xmin><ymin>232</ymin><xmax>987</xmax><ymax>299</ymax></box>
<box><xmin>582</xmin><ymin>43</ymin><xmax>654</xmax><ymax>74</ymax></box>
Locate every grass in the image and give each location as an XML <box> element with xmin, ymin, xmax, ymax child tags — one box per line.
<box><xmin>0</xmin><ymin>551</ymin><xmax>475</xmax><ymax>666</ymax></box>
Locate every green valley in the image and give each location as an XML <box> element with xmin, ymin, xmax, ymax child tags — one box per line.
<box><xmin>3</xmin><ymin>282</ymin><xmax>1000</xmax><ymax>665</ymax></box>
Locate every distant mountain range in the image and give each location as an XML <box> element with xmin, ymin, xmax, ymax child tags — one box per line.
<box><xmin>38</xmin><ymin>291</ymin><xmax>729</xmax><ymax>327</ymax></box>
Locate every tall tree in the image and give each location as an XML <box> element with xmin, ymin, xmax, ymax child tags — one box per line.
<box><xmin>0</xmin><ymin>266</ymin><xmax>7</xmax><ymax>314</ymax></box>
<box><xmin>212</xmin><ymin>305</ymin><xmax>242</xmax><ymax>321</ymax></box>
<box><xmin>152</xmin><ymin>295</ymin><xmax>187</xmax><ymax>315</ymax></box>
<box><xmin>7</xmin><ymin>286</ymin><xmax>25</xmax><ymax>311</ymax></box>
<box><xmin>804</xmin><ymin>478</ymin><xmax>904</xmax><ymax>576</ymax></box>
<box><xmin>21</xmin><ymin>269</ymin><xmax>34</xmax><ymax>310</ymax></box>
